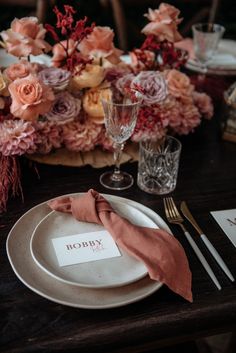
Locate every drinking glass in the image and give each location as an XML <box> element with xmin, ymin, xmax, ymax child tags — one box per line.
<box><xmin>192</xmin><ymin>23</ymin><xmax>225</xmax><ymax>72</ymax></box>
<box><xmin>100</xmin><ymin>91</ymin><xmax>141</xmax><ymax>190</ymax></box>
<box><xmin>137</xmin><ymin>136</ymin><xmax>182</xmax><ymax>195</ymax></box>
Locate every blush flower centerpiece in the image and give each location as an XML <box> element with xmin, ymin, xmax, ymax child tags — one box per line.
<box><xmin>0</xmin><ymin>3</ymin><xmax>213</xmax><ymax>212</ymax></box>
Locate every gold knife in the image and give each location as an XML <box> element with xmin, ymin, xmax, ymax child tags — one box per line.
<box><xmin>180</xmin><ymin>201</ymin><xmax>235</xmax><ymax>282</ymax></box>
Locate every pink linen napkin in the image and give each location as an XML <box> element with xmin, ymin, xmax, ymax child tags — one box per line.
<box><xmin>48</xmin><ymin>189</ymin><xmax>192</xmax><ymax>302</ymax></box>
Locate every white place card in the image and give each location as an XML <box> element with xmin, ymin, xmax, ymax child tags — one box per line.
<box><xmin>211</xmin><ymin>209</ymin><xmax>236</xmax><ymax>248</ymax></box>
<box><xmin>52</xmin><ymin>230</ymin><xmax>121</xmax><ymax>267</ymax></box>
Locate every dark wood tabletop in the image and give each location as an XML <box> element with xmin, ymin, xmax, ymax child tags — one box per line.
<box><xmin>1</xmin><ymin>98</ymin><xmax>236</xmax><ymax>353</ymax></box>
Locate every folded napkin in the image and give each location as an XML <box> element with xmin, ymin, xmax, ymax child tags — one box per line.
<box><xmin>48</xmin><ymin>189</ymin><xmax>192</xmax><ymax>302</ymax></box>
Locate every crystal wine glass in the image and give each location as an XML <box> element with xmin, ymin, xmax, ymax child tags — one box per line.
<box><xmin>100</xmin><ymin>91</ymin><xmax>141</xmax><ymax>190</ymax></box>
<box><xmin>192</xmin><ymin>23</ymin><xmax>225</xmax><ymax>73</ymax></box>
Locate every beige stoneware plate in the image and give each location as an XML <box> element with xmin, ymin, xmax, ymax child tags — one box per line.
<box><xmin>6</xmin><ymin>194</ymin><xmax>171</xmax><ymax>309</ymax></box>
<box><xmin>30</xmin><ymin>200</ymin><xmax>157</xmax><ymax>288</ymax></box>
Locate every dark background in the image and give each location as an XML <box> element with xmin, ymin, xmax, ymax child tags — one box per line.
<box><xmin>0</xmin><ymin>0</ymin><xmax>235</xmax><ymax>51</ymax></box>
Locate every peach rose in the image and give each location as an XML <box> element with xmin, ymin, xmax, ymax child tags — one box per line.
<box><xmin>5</xmin><ymin>60</ymin><xmax>39</xmax><ymax>81</ymax></box>
<box><xmin>164</xmin><ymin>69</ymin><xmax>194</xmax><ymax>102</ymax></box>
<box><xmin>145</xmin><ymin>3</ymin><xmax>182</xmax><ymax>24</ymax></box>
<box><xmin>0</xmin><ymin>17</ymin><xmax>51</xmax><ymax>57</ymax></box>
<box><xmin>71</xmin><ymin>64</ymin><xmax>105</xmax><ymax>90</ymax></box>
<box><xmin>8</xmin><ymin>74</ymin><xmax>55</xmax><ymax>121</ymax></box>
<box><xmin>51</xmin><ymin>39</ymin><xmax>77</xmax><ymax>67</ymax></box>
<box><xmin>78</xmin><ymin>26</ymin><xmax>123</xmax><ymax>65</ymax></box>
<box><xmin>83</xmin><ymin>86</ymin><xmax>112</xmax><ymax>122</ymax></box>
<box><xmin>142</xmin><ymin>3</ymin><xmax>182</xmax><ymax>42</ymax></box>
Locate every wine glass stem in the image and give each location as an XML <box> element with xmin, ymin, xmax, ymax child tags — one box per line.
<box><xmin>112</xmin><ymin>142</ymin><xmax>124</xmax><ymax>181</ymax></box>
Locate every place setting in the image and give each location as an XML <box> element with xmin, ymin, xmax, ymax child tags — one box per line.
<box><xmin>7</xmin><ymin>190</ymin><xmax>187</xmax><ymax>309</ymax></box>
<box><xmin>176</xmin><ymin>24</ymin><xmax>236</xmax><ymax>76</ymax></box>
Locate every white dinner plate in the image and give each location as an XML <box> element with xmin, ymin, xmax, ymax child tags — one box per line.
<box><xmin>0</xmin><ymin>48</ymin><xmax>51</xmax><ymax>67</ymax></box>
<box><xmin>6</xmin><ymin>193</ymin><xmax>171</xmax><ymax>309</ymax></box>
<box><xmin>30</xmin><ymin>200</ymin><xmax>157</xmax><ymax>288</ymax></box>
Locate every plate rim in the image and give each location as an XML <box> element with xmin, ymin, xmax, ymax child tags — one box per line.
<box><xmin>186</xmin><ymin>59</ymin><xmax>236</xmax><ymax>76</ymax></box>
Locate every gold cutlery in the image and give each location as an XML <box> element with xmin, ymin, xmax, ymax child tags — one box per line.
<box><xmin>180</xmin><ymin>201</ymin><xmax>235</xmax><ymax>282</ymax></box>
<box><xmin>163</xmin><ymin>197</ymin><xmax>221</xmax><ymax>290</ymax></box>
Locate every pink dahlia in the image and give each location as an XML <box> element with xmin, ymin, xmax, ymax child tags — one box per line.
<box><xmin>32</xmin><ymin>121</ymin><xmax>63</xmax><ymax>154</ymax></box>
<box><xmin>62</xmin><ymin>120</ymin><xmax>103</xmax><ymax>152</ymax></box>
<box><xmin>168</xmin><ymin>100</ymin><xmax>201</xmax><ymax>135</ymax></box>
<box><xmin>0</xmin><ymin>119</ymin><xmax>36</xmax><ymax>156</ymax></box>
<box><xmin>193</xmin><ymin>91</ymin><xmax>214</xmax><ymax>119</ymax></box>
<box><xmin>131</xmin><ymin>106</ymin><xmax>167</xmax><ymax>142</ymax></box>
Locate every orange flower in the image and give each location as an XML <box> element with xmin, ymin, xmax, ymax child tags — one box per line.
<box><xmin>164</xmin><ymin>69</ymin><xmax>194</xmax><ymax>102</ymax></box>
<box><xmin>78</xmin><ymin>26</ymin><xmax>123</xmax><ymax>65</ymax></box>
<box><xmin>142</xmin><ymin>3</ymin><xmax>182</xmax><ymax>43</ymax></box>
<box><xmin>51</xmin><ymin>39</ymin><xmax>77</xmax><ymax>67</ymax></box>
<box><xmin>71</xmin><ymin>64</ymin><xmax>105</xmax><ymax>89</ymax></box>
<box><xmin>9</xmin><ymin>74</ymin><xmax>55</xmax><ymax>121</ymax></box>
<box><xmin>5</xmin><ymin>60</ymin><xmax>39</xmax><ymax>81</ymax></box>
<box><xmin>83</xmin><ymin>86</ymin><xmax>112</xmax><ymax>122</ymax></box>
<box><xmin>1</xmin><ymin>17</ymin><xmax>51</xmax><ymax>57</ymax></box>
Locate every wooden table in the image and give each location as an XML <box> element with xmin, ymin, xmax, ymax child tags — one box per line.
<box><xmin>1</xmin><ymin>108</ymin><xmax>236</xmax><ymax>353</ymax></box>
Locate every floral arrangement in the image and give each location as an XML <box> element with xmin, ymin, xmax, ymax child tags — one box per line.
<box><xmin>0</xmin><ymin>3</ymin><xmax>213</xmax><ymax>212</ymax></box>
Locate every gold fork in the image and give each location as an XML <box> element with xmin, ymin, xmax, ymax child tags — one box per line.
<box><xmin>163</xmin><ymin>197</ymin><xmax>221</xmax><ymax>290</ymax></box>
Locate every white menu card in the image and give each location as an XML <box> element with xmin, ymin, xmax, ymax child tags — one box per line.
<box><xmin>211</xmin><ymin>209</ymin><xmax>236</xmax><ymax>248</ymax></box>
<box><xmin>52</xmin><ymin>230</ymin><xmax>121</xmax><ymax>267</ymax></box>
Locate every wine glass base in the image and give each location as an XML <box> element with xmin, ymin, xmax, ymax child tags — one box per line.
<box><xmin>100</xmin><ymin>171</ymin><xmax>134</xmax><ymax>190</ymax></box>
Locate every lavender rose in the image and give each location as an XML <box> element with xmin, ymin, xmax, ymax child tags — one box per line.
<box><xmin>131</xmin><ymin>71</ymin><xmax>168</xmax><ymax>105</ymax></box>
<box><xmin>45</xmin><ymin>91</ymin><xmax>81</xmax><ymax>125</ymax></box>
<box><xmin>115</xmin><ymin>73</ymin><xmax>135</xmax><ymax>93</ymax></box>
<box><xmin>38</xmin><ymin>67</ymin><xmax>71</xmax><ymax>91</ymax></box>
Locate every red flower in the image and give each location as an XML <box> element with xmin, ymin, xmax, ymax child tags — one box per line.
<box><xmin>139</xmin><ymin>35</ymin><xmax>188</xmax><ymax>70</ymax></box>
<box><xmin>46</xmin><ymin>5</ymin><xmax>95</xmax><ymax>74</ymax></box>
<box><xmin>71</xmin><ymin>17</ymin><xmax>95</xmax><ymax>42</ymax></box>
<box><xmin>54</xmin><ymin>5</ymin><xmax>75</xmax><ymax>35</ymax></box>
